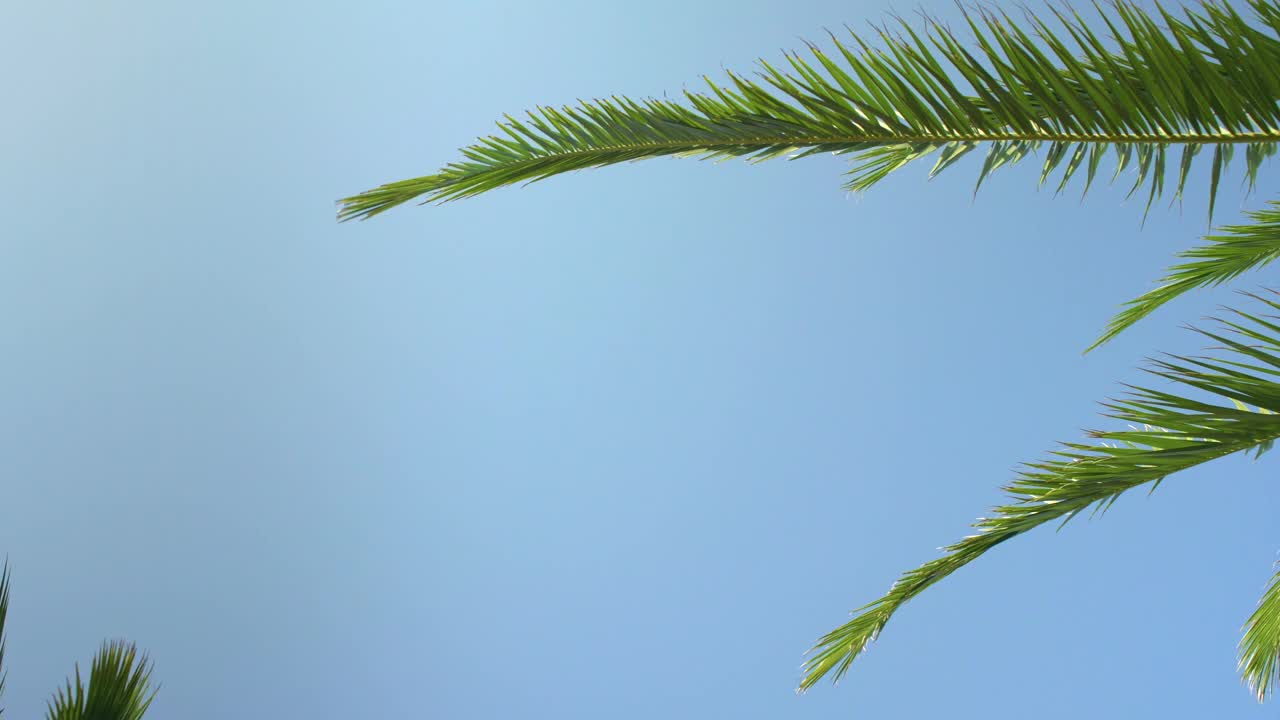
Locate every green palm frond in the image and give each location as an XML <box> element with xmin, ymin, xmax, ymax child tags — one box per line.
<box><xmin>1241</xmin><ymin>564</ymin><xmax>1280</xmax><ymax>702</ymax></box>
<box><xmin>46</xmin><ymin>642</ymin><xmax>156</xmax><ymax>720</ymax></box>
<box><xmin>0</xmin><ymin>561</ymin><xmax>9</xmax><ymax>718</ymax></box>
<box><xmin>1092</xmin><ymin>200</ymin><xmax>1280</xmax><ymax>351</ymax></box>
<box><xmin>339</xmin><ymin>0</ymin><xmax>1280</xmax><ymax>223</ymax></box>
<box><xmin>799</xmin><ymin>291</ymin><xmax>1280</xmax><ymax>696</ymax></box>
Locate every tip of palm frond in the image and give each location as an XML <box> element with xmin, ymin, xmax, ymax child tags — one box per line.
<box><xmin>1083</xmin><ymin>202</ymin><xmax>1280</xmax><ymax>351</ymax></box>
<box><xmin>797</xmin><ymin>637</ymin><xmax>873</xmax><ymax>693</ymax></box>
<box><xmin>796</xmin><ymin>606</ymin><xmax>890</xmax><ymax>693</ymax></box>
<box><xmin>1085</xmin><ymin>301</ymin><xmax>1151</xmax><ymax>354</ymax></box>
<box><xmin>797</xmin><ymin>646</ymin><xmax>856</xmax><ymax>694</ymax></box>
<box><xmin>67</xmin><ymin>640</ymin><xmax>158</xmax><ymax>719</ymax></box>
<box><xmin>337</xmin><ymin>175</ymin><xmax>451</xmax><ymax>222</ymax></box>
<box><xmin>1085</xmin><ymin>325</ymin><xmax>1128</xmax><ymax>355</ymax></box>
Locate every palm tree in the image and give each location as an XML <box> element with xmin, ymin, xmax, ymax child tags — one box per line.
<box><xmin>338</xmin><ymin>0</ymin><xmax>1280</xmax><ymax>702</ymax></box>
<box><xmin>0</xmin><ymin>562</ymin><xmax>157</xmax><ymax>719</ymax></box>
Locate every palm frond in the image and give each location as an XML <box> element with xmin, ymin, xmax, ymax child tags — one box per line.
<box><xmin>1091</xmin><ymin>200</ymin><xmax>1280</xmax><ymax>351</ymax></box>
<box><xmin>1241</xmin><ymin>564</ymin><xmax>1280</xmax><ymax>702</ymax></box>
<box><xmin>46</xmin><ymin>642</ymin><xmax>156</xmax><ymax>720</ymax></box>
<box><xmin>799</xmin><ymin>291</ymin><xmax>1280</xmax><ymax>696</ymax></box>
<box><xmin>339</xmin><ymin>0</ymin><xmax>1280</xmax><ymax>221</ymax></box>
<box><xmin>0</xmin><ymin>561</ymin><xmax>9</xmax><ymax>718</ymax></box>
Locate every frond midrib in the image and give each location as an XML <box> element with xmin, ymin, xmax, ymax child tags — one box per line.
<box><xmin>448</xmin><ymin>126</ymin><xmax>1280</xmax><ymax>170</ymax></box>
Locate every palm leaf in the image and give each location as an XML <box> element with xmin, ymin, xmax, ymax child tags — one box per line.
<box><xmin>0</xmin><ymin>561</ymin><xmax>8</xmax><ymax>718</ymax></box>
<box><xmin>1241</xmin><ymin>564</ymin><xmax>1280</xmax><ymax>702</ymax></box>
<box><xmin>339</xmin><ymin>0</ymin><xmax>1280</xmax><ymax>222</ymax></box>
<box><xmin>46</xmin><ymin>642</ymin><xmax>156</xmax><ymax>720</ymax></box>
<box><xmin>1091</xmin><ymin>200</ymin><xmax>1280</xmax><ymax>351</ymax></box>
<box><xmin>799</xmin><ymin>291</ymin><xmax>1280</xmax><ymax>697</ymax></box>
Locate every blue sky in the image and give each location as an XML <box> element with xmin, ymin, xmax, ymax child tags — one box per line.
<box><xmin>2</xmin><ymin>0</ymin><xmax>1278</xmax><ymax>717</ymax></box>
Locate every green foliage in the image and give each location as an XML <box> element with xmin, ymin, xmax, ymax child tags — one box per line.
<box><xmin>0</xmin><ymin>565</ymin><xmax>156</xmax><ymax>720</ymax></box>
<box><xmin>801</xmin><ymin>292</ymin><xmax>1280</xmax><ymax>691</ymax></box>
<box><xmin>339</xmin><ymin>0</ymin><xmax>1280</xmax><ymax>347</ymax></box>
<box><xmin>0</xmin><ymin>562</ymin><xmax>8</xmax><ymax>718</ymax></box>
<box><xmin>1241</xmin><ymin>565</ymin><xmax>1280</xmax><ymax>701</ymax></box>
<box><xmin>1092</xmin><ymin>199</ymin><xmax>1280</xmax><ymax>350</ymax></box>
<box><xmin>339</xmin><ymin>0</ymin><xmax>1280</xmax><ymax>225</ymax></box>
<box><xmin>341</xmin><ymin>0</ymin><xmax>1280</xmax><ymax>703</ymax></box>
<box><xmin>45</xmin><ymin>643</ymin><xmax>155</xmax><ymax>720</ymax></box>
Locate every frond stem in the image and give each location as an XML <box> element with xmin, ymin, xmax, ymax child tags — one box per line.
<box><xmin>494</xmin><ymin>128</ymin><xmax>1279</xmax><ymax>154</ymax></box>
<box><xmin>424</xmin><ymin>127</ymin><xmax>1280</xmax><ymax>193</ymax></box>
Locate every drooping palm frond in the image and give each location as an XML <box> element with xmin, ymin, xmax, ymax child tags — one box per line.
<box><xmin>339</xmin><ymin>0</ymin><xmax>1280</xmax><ymax>223</ymax></box>
<box><xmin>46</xmin><ymin>642</ymin><xmax>156</xmax><ymax>720</ymax></box>
<box><xmin>1241</xmin><ymin>564</ymin><xmax>1280</xmax><ymax>702</ymax></box>
<box><xmin>1244</xmin><ymin>563</ymin><xmax>1280</xmax><ymax>696</ymax></box>
<box><xmin>799</xmin><ymin>291</ymin><xmax>1280</xmax><ymax>697</ymax></box>
<box><xmin>0</xmin><ymin>561</ymin><xmax>9</xmax><ymax>718</ymax></box>
<box><xmin>1091</xmin><ymin>200</ymin><xmax>1280</xmax><ymax>351</ymax></box>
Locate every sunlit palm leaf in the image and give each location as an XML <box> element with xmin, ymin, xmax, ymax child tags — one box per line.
<box><xmin>46</xmin><ymin>642</ymin><xmax>156</xmax><ymax>720</ymax></box>
<box><xmin>1241</xmin><ymin>565</ymin><xmax>1280</xmax><ymax>702</ymax></box>
<box><xmin>340</xmin><ymin>0</ymin><xmax>1280</xmax><ymax>222</ymax></box>
<box><xmin>799</xmin><ymin>291</ymin><xmax>1280</xmax><ymax>695</ymax></box>
<box><xmin>1092</xmin><ymin>200</ymin><xmax>1280</xmax><ymax>350</ymax></box>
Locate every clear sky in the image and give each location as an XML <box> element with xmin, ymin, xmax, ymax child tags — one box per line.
<box><xmin>1</xmin><ymin>1</ymin><xmax>1278</xmax><ymax>718</ymax></box>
